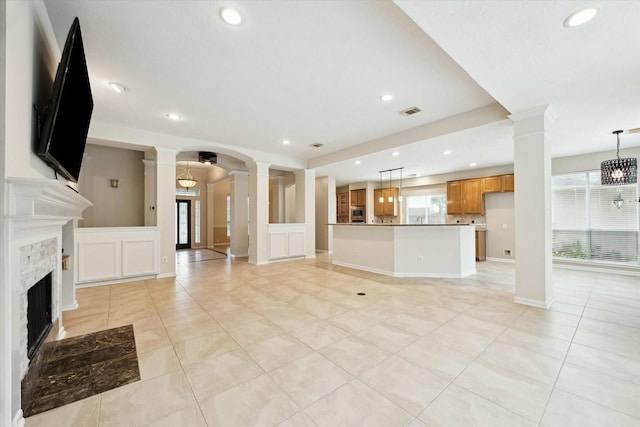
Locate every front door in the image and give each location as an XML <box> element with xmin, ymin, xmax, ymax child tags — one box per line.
<box><xmin>176</xmin><ymin>200</ymin><xmax>191</xmax><ymax>249</ymax></box>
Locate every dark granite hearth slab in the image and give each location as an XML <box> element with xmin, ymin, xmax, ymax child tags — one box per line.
<box><xmin>22</xmin><ymin>324</ymin><xmax>140</xmax><ymax>418</ymax></box>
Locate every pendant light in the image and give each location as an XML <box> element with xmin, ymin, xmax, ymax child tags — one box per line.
<box><xmin>177</xmin><ymin>161</ymin><xmax>198</xmax><ymax>188</ymax></box>
<box><xmin>601</xmin><ymin>130</ymin><xmax>637</xmax><ymax>185</ymax></box>
<box><xmin>613</xmin><ymin>193</ymin><xmax>624</xmax><ymax>209</ymax></box>
<box><xmin>378</xmin><ymin>172</ymin><xmax>384</xmax><ymax>203</ymax></box>
<box><xmin>387</xmin><ymin>171</ymin><xmax>393</xmax><ymax>202</ymax></box>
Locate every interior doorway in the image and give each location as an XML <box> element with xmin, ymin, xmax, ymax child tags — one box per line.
<box><xmin>176</xmin><ymin>199</ymin><xmax>191</xmax><ymax>249</ymax></box>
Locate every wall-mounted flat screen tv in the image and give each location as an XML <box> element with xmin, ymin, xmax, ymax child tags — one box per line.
<box><xmin>37</xmin><ymin>17</ymin><xmax>93</xmax><ymax>183</ymax></box>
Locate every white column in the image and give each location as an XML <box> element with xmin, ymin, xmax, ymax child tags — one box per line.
<box><xmin>295</xmin><ymin>169</ymin><xmax>316</xmax><ymax>258</ymax></box>
<box><xmin>206</xmin><ymin>183</ymin><xmax>215</xmax><ymax>249</ymax></box>
<box><xmin>510</xmin><ymin>106</ymin><xmax>555</xmax><ymax>308</ymax></box>
<box><xmin>248</xmin><ymin>162</ymin><xmax>270</xmax><ymax>265</ymax></box>
<box><xmin>154</xmin><ymin>148</ymin><xmax>177</xmax><ymax>278</ymax></box>
<box><xmin>229</xmin><ymin>170</ymin><xmax>249</xmax><ymax>258</ymax></box>
<box><xmin>142</xmin><ymin>158</ymin><xmax>156</xmax><ymax>226</ymax></box>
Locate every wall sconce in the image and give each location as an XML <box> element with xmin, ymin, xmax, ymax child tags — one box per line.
<box><xmin>110</xmin><ymin>179</ymin><xmax>119</xmax><ymax>188</ymax></box>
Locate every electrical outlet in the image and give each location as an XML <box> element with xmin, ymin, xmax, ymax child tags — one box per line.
<box><xmin>504</xmin><ymin>249</ymin><xmax>511</xmax><ymax>256</ymax></box>
<box><xmin>418</xmin><ymin>256</ymin><xmax>423</xmax><ymax>262</ymax></box>
<box><xmin>162</xmin><ymin>256</ymin><xmax>168</xmax><ymax>263</ymax></box>
<box><xmin>502</xmin><ymin>223</ymin><xmax>508</xmax><ymax>230</ymax></box>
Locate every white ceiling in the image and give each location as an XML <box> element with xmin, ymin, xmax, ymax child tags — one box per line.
<box><xmin>44</xmin><ymin>0</ymin><xmax>640</xmax><ymax>185</ymax></box>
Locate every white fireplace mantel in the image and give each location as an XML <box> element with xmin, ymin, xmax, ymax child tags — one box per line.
<box><xmin>7</xmin><ymin>177</ymin><xmax>93</xmax><ymax>228</ymax></box>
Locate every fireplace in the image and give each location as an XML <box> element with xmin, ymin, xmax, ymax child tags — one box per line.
<box><xmin>6</xmin><ymin>177</ymin><xmax>93</xmax><ymax>425</ymax></box>
<box><xmin>27</xmin><ymin>273</ymin><xmax>53</xmax><ymax>360</ymax></box>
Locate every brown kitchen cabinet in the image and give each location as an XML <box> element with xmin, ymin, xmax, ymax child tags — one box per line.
<box><xmin>462</xmin><ymin>179</ymin><xmax>483</xmax><ymax>214</ymax></box>
<box><xmin>373</xmin><ymin>187</ymin><xmax>398</xmax><ymax>216</ymax></box>
<box><xmin>501</xmin><ymin>174</ymin><xmax>514</xmax><ymax>192</ymax></box>
<box><xmin>482</xmin><ymin>176</ymin><xmax>501</xmax><ymax>193</ymax></box>
<box><xmin>337</xmin><ymin>192</ymin><xmax>349</xmax><ymax>218</ymax></box>
<box><xmin>475</xmin><ymin>229</ymin><xmax>486</xmax><ymax>261</ymax></box>
<box><xmin>350</xmin><ymin>189</ymin><xmax>366</xmax><ymax>206</ymax></box>
<box><xmin>482</xmin><ymin>174</ymin><xmax>514</xmax><ymax>193</ymax></box>
<box><xmin>447</xmin><ymin>179</ymin><xmax>483</xmax><ymax>214</ymax></box>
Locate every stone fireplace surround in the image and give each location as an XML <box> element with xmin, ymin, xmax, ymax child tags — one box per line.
<box><xmin>6</xmin><ymin>178</ymin><xmax>92</xmax><ymax>427</ymax></box>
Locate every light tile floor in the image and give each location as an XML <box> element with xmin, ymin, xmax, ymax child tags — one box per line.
<box><xmin>25</xmin><ymin>254</ymin><xmax>640</xmax><ymax>426</ymax></box>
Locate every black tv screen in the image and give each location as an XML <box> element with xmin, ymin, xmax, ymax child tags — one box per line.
<box><xmin>37</xmin><ymin>17</ymin><xmax>93</xmax><ymax>183</ymax></box>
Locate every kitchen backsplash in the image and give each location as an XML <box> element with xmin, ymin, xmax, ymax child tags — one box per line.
<box><xmin>446</xmin><ymin>214</ymin><xmax>486</xmax><ymax>225</ymax></box>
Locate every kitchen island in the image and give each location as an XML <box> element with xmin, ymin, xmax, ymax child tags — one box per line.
<box><xmin>331</xmin><ymin>224</ymin><xmax>476</xmax><ymax>278</ymax></box>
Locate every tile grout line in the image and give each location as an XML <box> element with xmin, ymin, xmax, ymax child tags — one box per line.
<box><xmin>536</xmin><ymin>273</ymin><xmax>596</xmax><ymax>426</ymax></box>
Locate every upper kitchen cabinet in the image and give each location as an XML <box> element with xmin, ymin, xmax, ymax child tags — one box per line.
<box><xmin>447</xmin><ymin>179</ymin><xmax>483</xmax><ymax>214</ymax></box>
<box><xmin>462</xmin><ymin>179</ymin><xmax>483</xmax><ymax>214</ymax></box>
<box><xmin>482</xmin><ymin>174</ymin><xmax>514</xmax><ymax>193</ymax></box>
<box><xmin>481</xmin><ymin>176</ymin><xmax>501</xmax><ymax>193</ymax></box>
<box><xmin>446</xmin><ymin>181</ymin><xmax>463</xmax><ymax>214</ymax></box>
<box><xmin>350</xmin><ymin>189</ymin><xmax>366</xmax><ymax>206</ymax></box>
<box><xmin>373</xmin><ymin>187</ymin><xmax>398</xmax><ymax>216</ymax></box>
<box><xmin>501</xmin><ymin>174</ymin><xmax>514</xmax><ymax>192</ymax></box>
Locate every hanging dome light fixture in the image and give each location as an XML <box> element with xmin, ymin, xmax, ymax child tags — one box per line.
<box><xmin>601</xmin><ymin>130</ymin><xmax>637</xmax><ymax>185</ymax></box>
<box><xmin>177</xmin><ymin>161</ymin><xmax>197</xmax><ymax>188</ymax></box>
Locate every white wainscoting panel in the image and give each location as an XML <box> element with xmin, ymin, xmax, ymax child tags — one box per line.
<box><xmin>288</xmin><ymin>232</ymin><xmax>305</xmax><ymax>257</ymax></box>
<box><xmin>77</xmin><ymin>241</ymin><xmax>119</xmax><ymax>283</ymax></box>
<box><xmin>76</xmin><ymin>227</ymin><xmax>160</xmax><ymax>285</ymax></box>
<box><xmin>267</xmin><ymin>223</ymin><xmax>306</xmax><ymax>261</ymax></box>
<box><xmin>122</xmin><ymin>239</ymin><xmax>158</xmax><ymax>277</ymax></box>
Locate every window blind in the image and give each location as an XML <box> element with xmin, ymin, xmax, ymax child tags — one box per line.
<box><xmin>552</xmin><ymin>170</ymin><xmax>638</xmax><ymax>264</ymax></box>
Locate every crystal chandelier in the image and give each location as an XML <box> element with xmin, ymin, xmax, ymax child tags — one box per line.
<box><xmin>601</xmin><ymin>130</ymin><xmax>637</xmax><ymax>185</ymax></box>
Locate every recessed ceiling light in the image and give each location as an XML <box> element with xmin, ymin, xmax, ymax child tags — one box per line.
<box><xmin>563</xmin><ymin>7</ymin><xmax>598</xmax><ymax>28</ymax></box>
<box><xmin>220</xmin><ymin>7</ymin><xmax>242</xmax><ymax>25</ymax></box>
<box><xmin>392</xmin><ymin>151</ymin><xmax>400</xmax><ymax>156</ymax></box>
<box><xmin>355</xmin><ymin>160</ymin><xmax>361</xmax><ymax>165</ymax></box>
<box><xmin>469</xmin><ymin>162</ymin><xmax>477</xmax><ymax>167</ymax></box>
<box><xmin>380</xmin><ymin>94</ymin><xmax>393</xmax><ymax>102</ymax></box>
<box><xmin>108</xmin><ymin>82</ymin><xmax>125</xmax><ymax>93</ymax></box>
<box><xmin>282</xmin><ymin>139</ymin><xmax>291</xmax><ymax>145</ymax></box>
<box><xmin>442</xmin><ymin>150</ymin><xmax>451</xmax><ymax>155</ymax></box>
<box><xmin>166</xmin><ymin>113</ymin><xmax>183</xmax><ymax>121</ymax></box>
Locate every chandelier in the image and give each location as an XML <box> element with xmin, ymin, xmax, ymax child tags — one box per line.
<box><xmin>601</xmin><ymin>130</ymin><xmax>637</xmax><ymax>185</ymax></box>
<box><xmin>177</xmin><ymin>161</ymin><xmax>197</xmax><ymax>188</ymax></box>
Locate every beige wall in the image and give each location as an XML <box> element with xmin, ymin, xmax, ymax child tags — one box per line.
<box><xmin>485</xmin><ymin>192</ymin><xmax>515</xmax><ymax>260</ymax></box>
<box><xmin>212</xmin><ymin>178</ymin><xmax>230</xmax><ymax>246</ymax></box>
<box><xmin>79</xmin><ymin>144</ymin><xmax>145</xmax><ymax>227</ymax></box>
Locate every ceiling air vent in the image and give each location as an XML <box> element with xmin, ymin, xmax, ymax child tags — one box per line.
<box><xmin>311</xmin><ymin>143</ymin><xmax>324</xmax><ymax>148</ymax></box>
<box><xmin>400</xmin><ymin>106</ymin><xmax>422</xmax><ymax>116</ymax></box>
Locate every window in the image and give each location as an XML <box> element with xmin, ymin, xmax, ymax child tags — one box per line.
<box><xmin>552</xmin><ymin>170</ymin><xmax>638</xmax><ymax>264</ymax></box>
<box><xmin>405</xmin><ymin>194</ymin><xmax>446</xmax><ymax>224</ymax></box>
<box><xmin>195</xmin><ymin>200</ymin><xmax>201</xmax><ymax>244</ymax></box>
<box><xmin>176</xmin><ymin>188</ymin><xmax>200</xmax><ymax>197</ymax></box>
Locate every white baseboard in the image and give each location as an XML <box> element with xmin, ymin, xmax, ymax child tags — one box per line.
<box><xmin>155</xmin><ymin>272</ymin><xmax>177</xmax><ymax>279</ymax></box>
<box><xmin>62</xmin><ymin>300</ymin><xmax>78</xmax><ymax>311</ymax></box>
<box><xmin>13</xmin><ymin>409</ymin><xmax>24</xmax><ymax>427</ymax></box>
<box><xmin>513</xmin><ymin>295</ymin><xmax>554</xmax><ymax>309</ymax></box>
<box><xmin>486</xmin><ymin>257</ymin><xmax>516</xmax><ymax>264</ymax></box>
<box><xmin>77</xmin><ymin>275</ymin><xmax>158</xmax><ymax>288</ymax></box>
<box><xmin>57</xmin><ymin>326</ymin><xmax>66</xmax><ymax>340</ymax></box>
<box><xmin>230</xmin><ymin>253</ymin><xmax>249</xmax><ymax>259</ymax></box>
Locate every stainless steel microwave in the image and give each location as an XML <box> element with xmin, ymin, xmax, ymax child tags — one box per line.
<box><xmin>351</xmin><ymin>208</ymin><xmax>364</xmax><ymax>219</ymax></box>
